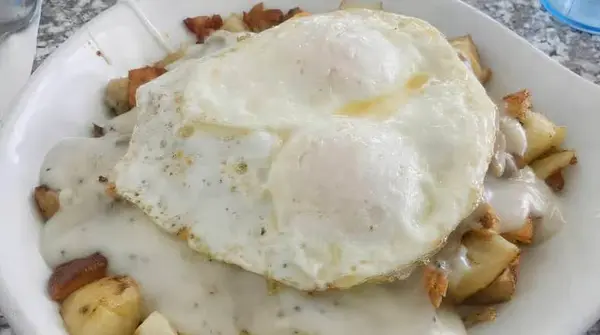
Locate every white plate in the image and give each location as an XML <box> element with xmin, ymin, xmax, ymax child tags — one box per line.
<box><xmin>1</xmin><ymin>0</ymin><xmax>599</xmax><ymax>334</ymax></box>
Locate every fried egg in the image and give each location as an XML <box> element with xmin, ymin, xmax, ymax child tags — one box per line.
<box><xmin>115</xmin><ymin>9</ymin><xmax>497</xmax><ymax>291</ymax></box>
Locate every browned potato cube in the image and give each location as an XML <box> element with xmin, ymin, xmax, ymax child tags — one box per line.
<box><xmin>464</xmin><ymin>256</ymin><xmax>520</xmax><ymax>305</ymax></box>
<box><xmin>530</xmin><ymin>150</ymin><xmax>577</xmax><ymax>180</ymax></box>
<box><xmin>447</xmin><ymin>230</ymin><xmax>520</xmax><ymax>303</ymax></box>
<box><xmin>34</xmin><ymin>185</ymin><xmax>60</xmax><ymax>221</ymax></box>
<box><xmin>449</xmin><ymin>35</ymin><xmax>492</xmax><ymax>84</ymax></box>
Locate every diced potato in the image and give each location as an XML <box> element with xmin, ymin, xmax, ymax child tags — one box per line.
<box><xmin>522</xmin><ymin>111</ymin><xmax>563</xmax><ymax>163</ymax></box>
<box><xmin>551</xmin><ymin>126</ymin><xmax>567</xmax><ymax>148</ymax></box>
<box><xmin>183</xmin><ymin>15</ymin><xmax>224</xmax><ymax>43</ymax></box>
<box><xmin>501</xmin><ymin>217</ymin><xmax>534</xmax><ymax>245</ymax></box>
<box><xmin>464</xmin><ymin>256</ymin><xmax>520</xmax><ymax>305</ymax></box>
<box><xmin>447</xmin><ymin>230</ymin><xmax>520</xmax><ymax>303</ymax></box>
<box><xmin>502</xmin><ymin>89</ymin><xmax>531</xmax><ymax>122</ymax></box>
<box><xmin>34</xmin><ymin>185</ymin><xmax>60</xmax><ymax>221</ymax></box>
<box><xmin>135</xmin><ymin>312</ymin><xmax>177</xmax><ymax>335</ymax></box>
<box><xmin>423</xmin><ymin>265</ymin><xmax>448</xmax><ymax>308</ymax></box>
<box><xmin>105</xmin><ymin>78</ymin><xmax>130</xmax><ymax>115</ymax></box>
<box><xmin>530</xmin><ymin>150</ymin><xmax>577</xmax><ymax>180</ymax></box>
<box><xmin>339</xmin><ymin>0</ymin><xmax>384</xmax><ymax>10</ymax></box>
<box><xmin>449</xmin><ymin>35</ymin><xmax>491</xmax><ymax>84</ymax></box>
<box><xmin>462</xmin><ymin>306</ymin><xmax>497</xmax><ymax>328</ymax></box>
<box><xmin>61</xmin><ymin>276</ymin><xmax>142</xmax><ymax>335</ymax></box>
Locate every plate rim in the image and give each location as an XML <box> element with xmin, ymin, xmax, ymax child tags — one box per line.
<box><xmin>1</xmin><ymin>0</ymin><xmax>599</xmax><ymax>334</ymax></box>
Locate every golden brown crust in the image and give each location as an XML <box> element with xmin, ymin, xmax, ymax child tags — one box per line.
<box><xmin>183</xmin><ymin>14</ymin><xmax>224</xmax><ymax>43</ymax></box>
<box><xmin>502</xmin><ymin>89</ymin><xmax>531</xmax><ymax>122</ymax></box>
<box><xmin>48</xmin><ymin>252</ymin><xmax>108</xmax><ymax>302</ymax></box>
<box><xmin>423</xmin><ymin>265</ymin><xmax>448</xmax><ymax>308</ymax></box>
<box><xmin>243</xmin><ymin>3</ymin><xmax>284</xmax><ymax>33</ymax></box>
<box><xmin>501</xmin><ymin>217</ymin><xmax>534</xmax><ymax>245</ymax></box>
<box><xmin>127</xmin><ymin>66</ymin><xmax>167</xmax><ymax>108</ymax></box>
<box><xmin>34</xmin><ymin>185</ymin><xmax>60</xmax><ymax>221</ymax></box>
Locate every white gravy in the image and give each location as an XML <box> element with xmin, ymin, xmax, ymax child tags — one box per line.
<box><xmin>40</xmin><ymin>116</ymin><xmax>466</xmax><ymax>335</ymax></box>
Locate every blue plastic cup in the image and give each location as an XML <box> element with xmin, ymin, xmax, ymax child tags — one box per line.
<box><xmin>541</xmin><ymin>0</ymin><xmax>600</xmax><ymax>34</ymax></box>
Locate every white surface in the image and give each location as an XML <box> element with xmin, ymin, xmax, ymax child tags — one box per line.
<box><xmin>0</xmin><ymin>0</ymin><xmax>598</xmax><ymax>334</ymax></box>
<box><xmin>0</xmin><ymin>0</ymin><xmax>42</xmax><ymax>119</ymax></box>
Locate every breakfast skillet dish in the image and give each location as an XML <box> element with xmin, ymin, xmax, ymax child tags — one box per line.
<box><xmin>32</xmin><ymin>2</ymin><xmax>578</xmax><ymax>334</ymax></box>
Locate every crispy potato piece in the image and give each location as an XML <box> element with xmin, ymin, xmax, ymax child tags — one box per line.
<box><xmin>546</xmin><ymin>170</ymin><xmax>565</xmax><ymax>192</ymax></box>
<box><xmin>183</xmin><ymin>14</ymin><xmax>223</xmax><ymax>43</ymax></box>
<box><xmin>501</xmin><ymin>217</ymin><xmax>534</xmax><ymax>245</ymax></box>
<box><xmin>521</xmin><ymin>111</ymin><xmax>563</xmax><ymax>163</ymax></box>
<box><xmin>423</xmin><ymin>265</ymin><xmax>448</xmax><ymax>308</ymax></box>
<box><xmin>339</xmin><ymin>0</ymin><xmax>384</xmax><ymax>10</ymax></box>
<box><xmin>222</xmin><ymin>14</ymin><xmax>249</xmax><ymax>32</ymax></box>
<box><xmin>48</xmin><ymin>253</ymin><xmax>108</xmax><ymax>302</ymax></box>
<box><xmin>105</xmin><ymin>78</ymin><xmax>130</xmax><ymax>115</ymax></box>
<box><xmin>478</xmin><ymin>203</ymin><xmax>499</xmax><ymax>231</ymax></box>
<box><xmin>128</xmin><ymin>66</ymin><xmax>167</xmax><ymax>108</ymax></box>
<box><xmin>462</xmin><ymin>306</ymin><xmax>497</xmax><ymax>328</ymax></box>
<box><xmin>449</xmin><ymin>35</ymin><xmax>491</xmax><ymax>84</ymax></box>
<box><xmin>530</xmin><ymin>150</ymin><xmax>577</xmax><ymax>180</ymax></box>
<box><xmin>34</xmin><ymin>185</ymin><xmax>60</xmax><ymax>221</ymax></box>
<box><xmin>447</xmin><ymin>230</ymin><xmax>520</xmax><ymax>303</ymax></box>
<box><xmin>502</xmin><ymin>89</ymin><xmax>531</xmax><ymax>122</ymax></box>
<box><xmin>135</xmin><ymin>312</ymin><xmax>177</xmax><ymax>335</ymax></box>
<box><xmin>243</xmin><ymin>3</ymin><xmax>284</xmax><ymax>33</ymax></box>
<box><xmin>61</xmin><ymin>276</ymin><xmax>142</xmax><ymax>335</ymax></box>
<box><xmin>465</xmin><ymin>256</ymin><xmax>520</xmax><ymax>305</ymax></box>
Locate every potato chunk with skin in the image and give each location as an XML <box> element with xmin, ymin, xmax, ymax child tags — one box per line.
<box><xmin>449</xmin><ymin>35</ymin><xmax>492</xmax><ymax>84</ymax></box>
<box><xmin>521</xmin><ymin>111</ymin><xmax>564</xmax><ymax>163</ymax></box>
<box><xmin>447</xmin><ymin>230</ymin><xmax>520</xmax><ymax>303</ymax></box>
<box><xmin>135</xmin><ymin>311</ymin><xmax>177</xmax><ymax>335</ymax></box>
<box><xmin>48</xmin><ymin>253</ymin><xmax>108</xmax><ymax>302</ymax></box>
<box><xmin>464</xmin><ymin>256</ymin><xmax>520</xmax><ymax>305</ymax></box>
<box><xmin>105</xmin><ymin>78</ymin><xmax>130</xmax><ymax>115</ymax></box>
<box><xmin>34</xmin><ymin>185</ymin><xmax>60</xmax><ymax>221</ymax></box>
<box><xmin>61</xmin><ymin>276</ymin><xmax>142</xmax><ymax>335</ymax></box>
<box><xmin>128</xmin><ymin>66</ymin><xmax>167</xmax><ymax>108</ymax></box>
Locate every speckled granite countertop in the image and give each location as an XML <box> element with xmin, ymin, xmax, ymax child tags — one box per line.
<box><xmin>1</xmin><ymin>0</ymin><xmax>599</xmax><ymax>334</ymax></box>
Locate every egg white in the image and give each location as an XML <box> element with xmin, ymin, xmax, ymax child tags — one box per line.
<box><xmin>115</xmin><ymin>9</ymin><xmax>497</xmax><ymax>291</ymax></box>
